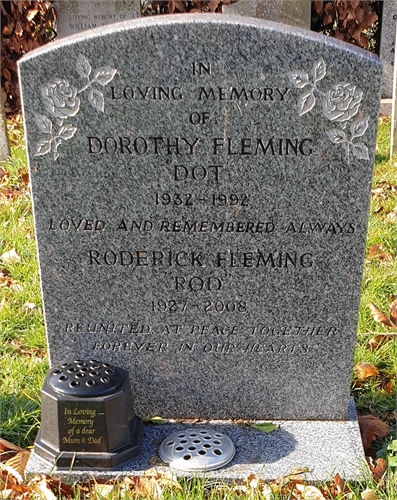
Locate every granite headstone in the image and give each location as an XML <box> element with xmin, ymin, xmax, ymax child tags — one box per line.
<box><xmin>54</xmin><ymin>0</ymin><xmax>140</xmax><ymax>38</ymax></box>
<box><xmin>222</xmin><ymin>0</ymin><xmax>311</xmax><ymax>29</ymax></box>
<box><xmin>20</xmin><ymin>13</ymin><xmax>382</xmax><ymax>481</ymax></box>
<box><xmin>19</xmin><ymin>15</ymin><xmax>381</xmax><ymax>423</ymax></box>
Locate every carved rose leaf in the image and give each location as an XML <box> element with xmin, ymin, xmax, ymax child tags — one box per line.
<box><xmin>287</xmin><ymin>71</ymin><xmax>310</xmax><ymax>89</ymax></box>
<box><xmin>76</xmin><ymin>54</ymin><xmax>92</xmax><ymax>79</ymax></box>
<box><xmin>298</xmin><ymin>89</ymin><xmax>315</xmax><ymax>116</ymax></box>
<box><xmin>312</xmin><ymin>58</ymin><xmax>326</xmax><ymax>84</ymax></box>
<box><xmin>326</xmin><ymin>128</ymin><xmax>347</xmax><ymax>144</ymax></box>
<box><xmin>58</xmin><ymin>123</ymin><xmax>78</xmax><ymax>140</ymax></box>
<box><xmin>323</xmin><ymin>83</ymin><xmax>363</xmax><ymax>122</ymax></box>
<box><xmin>351</xmin><ymin>116</ymin><xmax>369</xmax><ymax>139</ymax></box>
<box><xmin>35</xmin><ymin>140</ymin><xmax>52</xmax><ymax>156</ymax></box>
<box><xmin>88</xmin><ymin>89</ymin><xmax>104</xmax><ymax>112</ymax></box>
<box><xmin>352</xmin><ymin>143</ymin><xmax>369</xmax><ymax>160</ymax></box>
<box><xmin>34</xmin><ymin>113</ymin><xmax>52</xmax><ymax>135</ymax></box>
<box><xmin>93</xmin><ymin>67</ymin><xmax>117</xmax><ymax>86</ymax></box>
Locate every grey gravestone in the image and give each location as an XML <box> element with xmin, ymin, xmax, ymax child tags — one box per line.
<box><xmin>222</xmin><ymin>0</ymin><xmax>311</xmax><ymax>29</ymax></box>
<box><xmin>379</xmin><ymin>0</ymin><xmax>397</xmax><ymax>101</ymax></box>
<box><xmin>0</xmin><ymin>100</ymin><xmax>10</xmax><ymax>161</ymax></box>
<box><xmin>20</xmin><ymin>15</ymin><xmax>381</xmax><ymax>478</ymax></box>
<box><xmin>54</xmin><ymin>0</ymin><xmax>140</xmax><ymax>38</ymax></box>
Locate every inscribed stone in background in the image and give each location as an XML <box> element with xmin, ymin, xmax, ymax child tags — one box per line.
<box><xmin>54</xmin><ymin>0</ymin><xmax>140</xmax><ymax>38</ymax></box>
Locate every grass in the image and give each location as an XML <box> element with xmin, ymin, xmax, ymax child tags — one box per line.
<box><xmin>0</xmin><ymin>116</ymin><xmax>396</xmax><ymax>498</ymax></box>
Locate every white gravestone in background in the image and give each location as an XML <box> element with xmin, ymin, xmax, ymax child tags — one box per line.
<box><xmin>379</xmin><ymin>0</ymin><xmax>397</xmax><ymax>104</ymax></box>
<box><xmin>54</xmin><ymin>0</ymin><xmax>140</xmax><ymax>38</ymax></box>
<box><xmin>222</xmin><ymin>0</ymin><xmax>311</xmax><ymax>29</ymax></box>
<box><xmin>0</xmin><ymin>100</ymin><xmax>10</xmax><ymax>162</ymax></box>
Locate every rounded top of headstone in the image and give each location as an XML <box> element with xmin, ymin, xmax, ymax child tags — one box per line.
<box><xmin>48</xmin><ymin>360</ymin><xmax>123</xmax><ymax>397</ymax></box>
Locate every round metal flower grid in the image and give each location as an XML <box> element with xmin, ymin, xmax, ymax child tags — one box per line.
<box><xmin>159</xmin><ymin>428</ymin><xmax>235</xmax><ymax>471</ymax></box>
<box><xmin>49</xmin><ymin>360</ymin><xmax>123</xmax><ymax>397</ymax></box>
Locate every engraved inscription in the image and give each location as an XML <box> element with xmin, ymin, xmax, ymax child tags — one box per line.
<box><xmin>59</xmin><ymin>403</ymin><xmax>104</xmax><ymax>450</ymax></box>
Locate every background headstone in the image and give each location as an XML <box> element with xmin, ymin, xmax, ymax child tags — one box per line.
<box><xmin>390</xmin><ymin>20</ymin><xmax>397</xmax><ymax>154</ymax></box>
<box><xmin>222</xmin><ymin>0</ymin><xmax>311</xmax><ymax>29</ymax></box>
<box><xmin>379</xmin><ymin>0</ymin><xmax>397</xmax><ymax>114</ymax></box>
<box><xmin>0</xmin><ymin>99</ymin><xmax>10</xmax><ymax>162</ymax></box>
<box><xmin>19</xmin><ymin>15</ymin><xmax>381</xmax><ymax>423</ymax></box>
<box><xmin>54</xmin><ymin>0</ymin><xmax>140</xmax><ymax>38</ymax></box>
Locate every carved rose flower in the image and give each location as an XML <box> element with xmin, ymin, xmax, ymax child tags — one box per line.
<box><xmin>42</xmin><ymin>80</ymin><xmax>80</xmax><ymax>120</ymax></box>
<box><xmin>323</xmin><ymin>83</ymin><xmax>363</xmax><ymax>122</ymax></box>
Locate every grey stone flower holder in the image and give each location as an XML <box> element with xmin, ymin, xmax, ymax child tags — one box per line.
<box><xmin>34</xmin><ymin>360</ymin><xmax>142</xmax><ymax>470</ymax></box>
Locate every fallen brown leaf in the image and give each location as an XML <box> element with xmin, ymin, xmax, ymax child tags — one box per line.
<box><xmin>366</xmin><ymin>334</ymin><xmax>394</xmax><ymax>351</ymax></box>
<box><xmin>0</xmin><ymin>248</ymin><xmax>20</xmax><ymax>264</ymax></box>
<box><xmin>371</xmin><ymin>457</ymin><xmax>387</xmax><ymax>483</ymax></box>
<box><xmin>0</xmin><ymin>439</ymin><xmax>24</xmax><ymax>463</ymax></box>
<box><xmin>333</xmin><ymin>472</ymin><xmax>350</xmax><ymax>495</ymax></box>
<box><xmin>389</xmin><ymin>298</ymin><xmax>397</xmax><ymax>326</ymax></box>
<box><xmin>354</xmin><ymin>362</ymin><xmax>379</xmax><ymax>380</ymax></box>
<box><xmin>295</xmin><ymin>483</ymin><xmax>326</xmax><ymax>499</ymax></box>
<box><xmin>368</xmin><ymin>302</ymin><xmax>397</xmax><ymax>329</ymax></box>
<box><xmin>361</xmin><ymin>489</ymin><xmax>379</xmax><ymax>500</ymax></box>
<box><xmin>358</xmin><ymin>415</ymin><xmax>389</xmax><ymax>453</ymax></box>
<box><xmin>295</xmin><ymin>484</ymin><xmax>325</xmax><ymax>500</ymax></box>
<box><xmin>368</xmin><ymin>244</ymin><xmax>385</xmax><ymax>257</ymax></box>
<box><xmin>371</xmin><ymin>187</ymin><xmax>388</xmax><ymax>200</ymax></box>
<box><xmin>21</xmin><ymin>302</ymin><xmax>35</xmax><ymax>312</ymax></box>
<box><xmin>4</xmin><ymin>451</ymin><xmax>29</xmax><ymax>481</ymax></box>
<box><xmin>28</xmin><ymin>474</ymin><xmax>60</xmax><ymax>500</ymax></box>
<box><xmin>381</xmin><ymin>376</ymin><xmax>394</xmax><ymax>394</ymax></box>
<box><xmin>0</xmin><ymin>168</ymin><xmax>7</xmax><ymax>182</ymax></box>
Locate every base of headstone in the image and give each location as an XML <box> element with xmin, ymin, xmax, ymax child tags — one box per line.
<box><xmin>380</xmin><ymin>98</ymin><xmax>393</xmax><ymax>116</ymax></box>
<box><xmin>26</xmin><ymin>398</ymin><xmax>365</xmax><ymax>482</ymax></box>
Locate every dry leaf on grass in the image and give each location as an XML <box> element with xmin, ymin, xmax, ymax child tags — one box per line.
<box><xmin>0</xmin><ymin>438</ymin><xmax>24</xmax><ymax>463</ymax></box>
<box><xmin>21</xmin><ymin>302</ymin><xmax>35</xmax><ymax>311</ymax></box>
<box><xmin>389</xmin><ymin>298</ymin><xmax>397</xmax><ymax>325</ymax></box>
<box><xmin>368</xmin><ymin>302</ymin><xmax>397</xmax><ymax>329</ymax></box>
<box><xmin>371</xmin><ymin>457</ymin><xmax>387</xmax><ymax>482</ymax></box>
<box><xmin>332</xmin><ymin>472</ymin><xmax>350</xmax><ymax>495</ymax></box>
<box><xmin>3</xmin><ymin>450</ymin><xmax>29</xmax><ymax>481</ymax></box>
<box><xmin>368</xmin><ymin>244</ymin><xmax>393</xmax><ymax>262</ymax></box>
<box><xmin>361</xmin><ymin>488</ymin><xmax>379</xmax><ymax>500</ymax></box>
<box><xmin>28</xmin><ymin>474</ymin><xmax>59</xmax><ymax>500</ymax></box>
<box><xmin>366</xmin><ymin>334</ymin><xmax>394</xmax><ymax>350</ymax></box>
<box><xmin>0</xmin><ymin>248</ymin><xmax>20</xmax><ymax>264</ymax></box>
<box><xmin>354</xmin><ymin>362</ymin><xmax>379</xmax><ymax>380</ymax></box>
<box><xmin>132</xmin><ymin>469</ymin><xmax>182</xmax><ymax>499</ymax></box>
<box><xmin>358</xmin><ymin>415</ymin><xmax>389</xmax><ymax>453</ymax></box>
<box><xmin>295</xmin><ymin>483</ymin><xmax>326</xmax><ymax>499</ymax></box>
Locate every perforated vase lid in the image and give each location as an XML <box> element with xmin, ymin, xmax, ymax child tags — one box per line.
<box><xmin>48</xmin><ymin>360</ymin><xmax>123</xmax><ymax>397</ymax></box>
<box><xmin>159</xmin><ymin>428</ymin><xmax>235</xmax><ymax>471</ymax></box>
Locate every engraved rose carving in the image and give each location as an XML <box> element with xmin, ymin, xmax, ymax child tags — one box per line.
<box><xmin>323</xmin><ymin>83</ymin><xmax>363</xmax><ymax>123</ymax></box>
<box><xmin>42</xmin><ymin>79</ymin><xmax>80</xmax><ymax>120</ymax></box>
<box><xmin>287</xmin><ymin>58</ymin><xmax>369</xmax><ymax>162</ymax></box>
<box><xmin>34</xmin><ymin>55</ymin><xmax>117</xmax><ymax>161</ymax></box>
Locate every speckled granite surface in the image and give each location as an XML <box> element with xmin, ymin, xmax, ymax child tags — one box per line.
<box><xmin>26</xmin><ymin>398</ymin><xmax>365</xmax><ymax>481</ymax></box>
<box><xmin>19</xmin><ymin>15</ymin><xmax>382</xmax><ymax>420</ymax></box>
